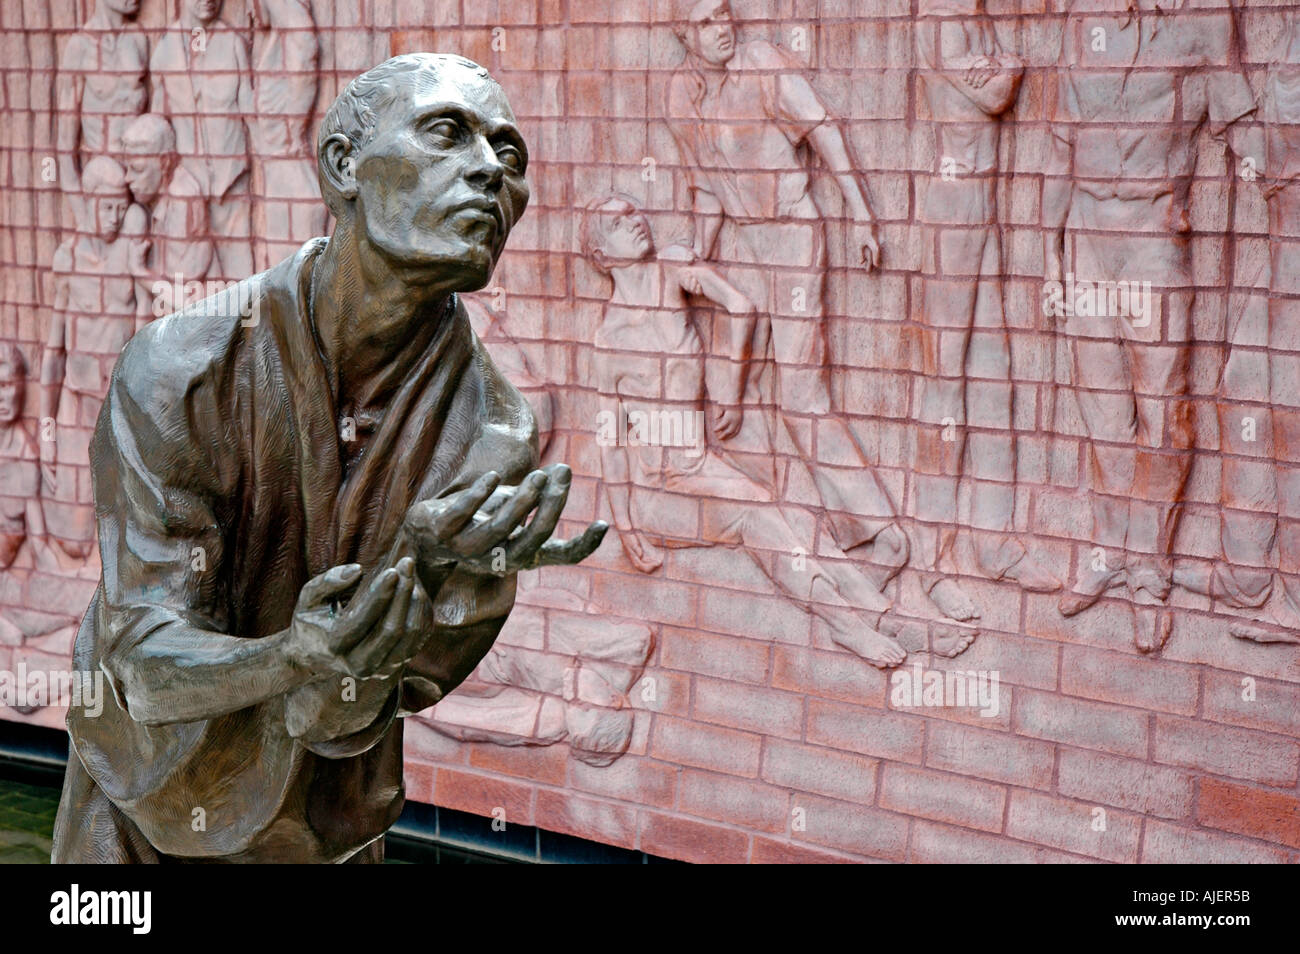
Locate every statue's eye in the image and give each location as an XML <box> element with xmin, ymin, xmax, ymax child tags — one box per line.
<box><xmin>428</xmin><ymin>119</ymin><xmax>460</xmax><ymax>141</ymax></box>
<box><xmin>495</xmin><ymin>145</ymin><xmax>524</xmax><ymax>172</ymax></box>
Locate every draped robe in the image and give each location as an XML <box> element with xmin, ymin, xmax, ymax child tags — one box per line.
<box><xmin>52</xmin><ymin>238</ymin><xmax>538</xmax><ymax>862</ymax></box>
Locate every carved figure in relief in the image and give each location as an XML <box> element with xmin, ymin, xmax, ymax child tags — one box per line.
<box><xmin>42</xmin><ymin>157</ymin><xmax>144</xmax><ymax>562</ymax></box>
<box><xmin>150</xmin><ymin>0</ymin><xmax>254</xmax><ymax>284</ymax></box>
<box><xmin>249</xmin><ymin>0</ymin><xmax>329</xmax><ymax>271</ymax></box>
<box><xmin>1181</xmin><ymin>12</ymin><xmax>1300</xmax><ymax>646</ymax></box>
<box><xmin>0</xmin><ymin>344</ymin><xmax>41</xmax><ymax>570</ymax></box>
<box><xmin>55</xmin><ymin>0</ymin><xmax>150</xmax><ymax>232</ymax></box>
<box><xmin>120</xmin><ymin>113</ymin><xmax>215</xmax><ymax>310</ymax></box>
<box><xmin>665</xmin><ymin>0</ymin><xmax>913</xmax><ymax>598</ymax></box>
<box><xmin>585</xmin><ymin>194</ymin><xmax>926</xmax><ymax>668</ymax></box>
<box><xmin>1044</xmin><ymin>0</ymin><xmax>1261</xmax><ymax>651</ymax></box>
<box><xmin>912</xmin><ymin>0</ymin><xmax>1060</xmax><ymax>622</ymax></box>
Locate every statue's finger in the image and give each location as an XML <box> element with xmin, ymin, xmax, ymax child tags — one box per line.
<box><xmin>411</xmin><ymin>471</ymin><xmax>501</xmax><ymax>539</ymax></box>
<box><xmin>335</xmin><ymin>566</ymin><xmax>400</xmax><ymax>652</ymax></box>
<box><xmin>534</xmin><ymin>521</ymin><xmax>609</xmax><ymax>568</ymax></box>
<box><xmin>506</xmin><ymin>468</ymin><xmax>571</xmax><ymax>562</ymax></box>
<box><xmin>453</xmin><ymin>470</ymin><xmax>547</xmax><ymax>553</ymax></box>
<box><xmin>350</xmin><ymin>563</ymin><xmax>414</xmax><ymax>671</ymax></box>
<box><xmin>298</xmin><ymin>563</ymin><xmax>363</xmax><ymax>608</ymax></box>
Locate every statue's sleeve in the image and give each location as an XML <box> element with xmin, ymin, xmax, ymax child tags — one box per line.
<box><xmin>93</xmin><ymin>338</ymin><xmax>236</xmax><ymax>690</ymax></box>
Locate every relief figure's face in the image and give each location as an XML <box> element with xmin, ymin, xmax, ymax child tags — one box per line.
<box><xmin>687</xmin><ymin>0</ymin><xmax>736</xmax><ymax>65</ymax></box>
<box><xmin>600</xmin><ymin>208</ymin><xmax>654</xmax><ymax>263</ymax></box>
<box><xmin>187</xmin><ymin>0</ymin><xmax>223</xmax><ymax>25</ymax></box>
<box><xmin>96</xmin><ymin>194</ymin><xmax>130</xmax><ymax>242</ymax></box>
<box><xmin>0</xmin><ymin>371</ymin><xmax>21</xmax><ymax>424</ymax></box>
<box><xmin>123</xmin><ymin>152</ymin><xmax>166</xmax><ymax>205</ymax></box>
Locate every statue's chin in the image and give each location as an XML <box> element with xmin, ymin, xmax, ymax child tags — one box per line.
<box><xmin>365</xmin><ymin>233</ymin><xmax>498</xmax><ymax>289</ymax></box>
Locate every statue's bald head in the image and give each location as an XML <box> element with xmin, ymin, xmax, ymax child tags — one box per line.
<box><xmin>316</xmin><ymin>54</ymin><xmax>530</xmax><ymax>290</ymax></box>
<box><xmin>318</xmin><ymin>53</ymin><xmax>499</xmax><ymax>216</ymax></box>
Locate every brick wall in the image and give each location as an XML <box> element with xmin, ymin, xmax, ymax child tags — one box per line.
<box><xmin>2</xmin><ymin>0</ymin><xmax>1299</xmax><ymax>863</ymax></box>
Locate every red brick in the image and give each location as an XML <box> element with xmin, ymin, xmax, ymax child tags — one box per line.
<box><xmin>697</xmin><ymin>588</ymin><xmax>812</xmax><ymax>644</ymax></box>
<box><xmin>1013</xmin><ymin>689</ymin><xmax>1148</xmax><ymax>758</ymax></box>
<box><xmin>806</xmin><ymin>698</ymin><xmax>925</xmax><ymax>763</ymax></box>
<box><xmin>911</xmin><ymin>820</ymin><xmax>1089</xmax><ymax>864</ymax></box>
<box><xmin>403</xmin><ymin>762</ymin><xmax>434</xmax><ymax>804</ymax></box>
<box><xmin>761</xmin><ymin>739</ymin><xmax>878</xmax><ymax>805</ymax></box>
<box><xmin>692</xmin><ymin>677</ymin><xmax>804</xmax><ymax>740</ymax></box>
<box><xmin>1057</xmin><ymin>749</ymin><xmax>1194</xmax><ymax>820</ymax></box>
<box><xmin>1201</xmin><ymin>669</ymin><xmax>1300</xmax><ymax>737</ymax></box>
<box><xmin>589</xmin><ymin>571</ymin><xmax>697</xmax><ymax>628</ymax></box>
<box><xmin>628</xmin><ymin>668</ymin><xmax>692</xmax><ymax>718</ymax></box>
<box><xmin>650</xmin><ymin>715</ymin><xmax>763</xmax><ymax>777</ymax></box>
<box><xmin>1007</xmin><ymin>788</ymin><xmax>1144</xmax><ymax>863</ymax></box>
<box><xmin>659</xmin><ymin>626</ymin><xmax>770</xmax><ymax>684</ymax></box>
<box><xmin>569</xmin><ymin>755</ymin><xmax>678</xmax><ymax>809</ymax></box>
<box><xmin>638</xmin><ymin>812</ymin><xmax>749</xmax><ymax>864</ymax></box>
<box><xmin>925</xmin><ymin>721</ymin><xmax>1055</xmax><ymax>789</ymax></box>
<box><xmin>1154</xmin><ymin>716</ymin><xmax>1299</xmax><ymax>786</ymax></box>
<box><xmin>1061</xmin><ymin>645</ymin><xmax>1199</xmax><ymax>716</ymax></box>
<box><xmin>432</xmin><ymin>769</ymin><xmax>535</xmax><ymax>826</ymax></box>
<box><xmin>751</xmin><ymin>836</ymin><xmax>864</xmax><ymax>864</ymax></box>
<box><xmin>791</xmin><ymin>795</ymin><xmax>909</xmax><ymax>862</ymax></box>
<box><xmin>878</xmin><ymin>764</ymin><xmax>1007</xmax><ymax>833</ymax></box>
<box><xmin>1141</xmin><ymin>819</ymin><xmax>1290</xmax><ymax>864</ymax></box>
<box><xmin>678</xmin><ymin>770</ymin><xmax>789</xmax><ymax>834</ymax></box>
<box><xmin>1197</xmin><ymin>777</ymin><xmax>1300</xmax><ymax>850</ymax></box>
<box><xmin>535</xmin><ymin>790</ymin><xmax>637</xmax><ymax>851</ymax></box>
<box><xmin>772</xmin><ymin>645</ymin><xmax>890</xmax><ymax>705</ymax></box>
<box><xmin>468</xmin><ymin>739</ymin><xmax>569</xmax><ymax>787</ymax></box>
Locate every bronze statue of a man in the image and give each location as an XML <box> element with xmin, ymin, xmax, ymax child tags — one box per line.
<box><xmin>51</xmin><ymin>53</ymin><xmax>606</xmax><ymax>864</ymax></box>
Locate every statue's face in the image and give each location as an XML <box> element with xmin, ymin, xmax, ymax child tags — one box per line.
<box><xmin>95</xmin><ymin>194</ymin><xmax>130</xmax><ymax>242</ymax></box>
<box><xmin>599</xmin><ymin>207</ymin><xmax>653</xmax><ymax>263</ymax></box>
<box><xmin>0</xmin><ymin>369</ymin><xmax>21</xmax><ymax>425</ymax></box>
<box><xmin>123</xmin><ymin>151</ymin><xmax>165</xmax><ymax>205</ymax></box>
<box><xmin>104</xmin><ymin>0</ymin><xmax>143</xmax><ymax>16</ymax></box>
<box><xmin>687</xmin><ymin>0</ymin><xmax>736</xmax><ymax>65</ymax></box>
<box><xmin>352</xmin><ymin>65</ymin><xmax>530</xmax><ymax>290</ymax></box>
<box><xmin>187</xmin><ymin>0</ymin><xmax>223</xmax><ymax>24</ymax></box>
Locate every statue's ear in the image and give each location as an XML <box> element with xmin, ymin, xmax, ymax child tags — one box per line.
<box><xmin>320</xmin><ymin>133</ymin><xmax>359</xmax><ymax>203</ymax></box>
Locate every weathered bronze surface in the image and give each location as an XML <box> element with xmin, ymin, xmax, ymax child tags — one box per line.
<box><xmin>50</xmin><ymin>53</ymin><xmax>606</xmax><ymax>863</ymax></box>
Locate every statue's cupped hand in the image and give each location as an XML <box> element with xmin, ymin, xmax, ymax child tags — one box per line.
<box><xmin>405</xmin><ymin>464</ymin><xmax>608</xmax><ymax>578</ymax></box>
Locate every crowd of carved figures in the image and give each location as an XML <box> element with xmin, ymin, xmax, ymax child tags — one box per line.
<box><xmin>2</xmin><ymin>0</ymin><xmax>1300</xmax><ymax>762</ymax></box>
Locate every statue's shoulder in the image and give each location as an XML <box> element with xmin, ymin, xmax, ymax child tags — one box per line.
<box><xmin>116</xmin><ymin>246</ymin><xmax>303</xmax><ymax>420</ymax></box>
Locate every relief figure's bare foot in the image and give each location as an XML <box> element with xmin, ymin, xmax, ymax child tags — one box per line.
<box><xmin>1000</xmin><ymin>550</ymin><xmax>1062</xmax><ymax>593</ymax></box>
<box><xmin>928</xmin><ymin>578</ymin><xmax>980</xmax><ymax>622</ymax></box>
<box><xmin>822</xmin><ymin>607</ymin><xmax>907</xmax><ymax>669</ymax></box>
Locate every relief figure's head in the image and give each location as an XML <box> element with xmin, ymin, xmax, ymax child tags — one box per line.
<box><xmin>677</xmin><ymin>0</ymin><xmax>737</xmax><ymax>67</ymax></box>
<box><xmin>580</xmin><ymin>195</ymin><xmax>655</xmax><ymax>274</ymax></box>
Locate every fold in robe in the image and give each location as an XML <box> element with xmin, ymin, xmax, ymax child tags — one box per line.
<box><xmin>52</xmin><ymin>238</ymin><xmax>538</xmax><ymax>862</ymax></box>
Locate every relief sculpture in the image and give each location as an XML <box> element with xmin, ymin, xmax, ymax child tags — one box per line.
<box><xmin>249</xmin><ymin>0</ymin><xmax>329</xmax><ymax>271</ymax></box>
<box><xmin>1044</xmin><ymin>0</ymin><xmax>1261</xmax><ymax>652</ymax></box>
<box><xmin>151</xmin><ymin>0</ymin><xmax>255</xmax><ymax>284</ymax></box>
<box><xmin>912</xmin><ymin>0</ymin><xmax>1060</xmax><ymax>623</ymax></box>
<box><xmin>585</xmin><ymin>195</ymin><xmax>909</xmax><ymax>668</ymax></box>
<box><xmin>1186</xmin><ymin>11</ymin><xmax>1300</xmax><ymax>646</ymax></box>
<box><xmin>664</xmin><ymin>1</ymin><xmax>913</xmax><ymax>601</ymax></box>
<box><xmin>55</xmin><ymin>0</ymin><xmax>150</xmax><ymax>234</ymax></box>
